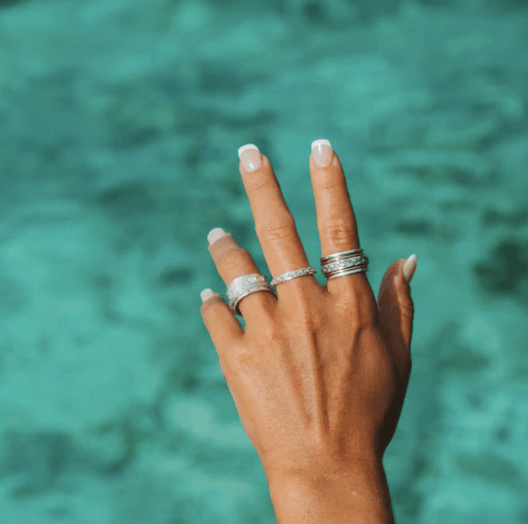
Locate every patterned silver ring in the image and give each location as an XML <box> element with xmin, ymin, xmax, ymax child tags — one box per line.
<box><xmin>269</xmin><ymin>267</ymin><xmax>317</xmax><ymax>287</ymax></box>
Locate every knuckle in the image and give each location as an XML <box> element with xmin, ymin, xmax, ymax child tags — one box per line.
<box><xmin>224</xmin><ymin>342</ymin><xmax>262</xmax><ymax>376</ymax></box>
<box><xmin>217</xmin><ymin>246</ymin><xmax>247</xmax><ymax>271</ymax></box>
<box><xmin>318</xmin><ymin>175</ymin><xmax>343</xmax><ymax>192</ymax></box>
<box><xmin>228</xmin><ymin>347</ymin><xmax>255</xmax><ymax>374</ymax></box>
<box><xmin>322</xmin><ymin>215</ymin><xmax>355</xmax><ymax>247</ymax></box>
<box><xmin>228</xmin><ymin>320</ymin><xmax>277</xmax><ymax>372</ymax></box>
<box><xmin>258</xmin><ymin>219</ymin><xmax>296</xmax><ymax>243</ymax></box>
<box><xmin>397</xmin><ymin>293</ymin><xmax>414</xmax><ymax>320</ymax></box>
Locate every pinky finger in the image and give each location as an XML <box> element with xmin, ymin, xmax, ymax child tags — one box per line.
<box><xmin>200</xmin><ymin>289</ymin><xmax>244</xmax><ymax>351</ymax></box>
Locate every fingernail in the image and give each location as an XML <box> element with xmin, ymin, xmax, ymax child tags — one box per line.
<box><xmin>238</xmin><ymin>144</ymin><xmax>262</xmax><ymax>173</ymax></box>
<box><xmin>207</xmin><ymin>227</ymin><xmax>229</xmax><ymax>246</ymax></box>
<box><xmin>403</xmin><ymin>254</ymin><xmax>418</xmax><ymax>283</ymax></box>
<box><xmin>201</xmin><ymin>288</ymin><xmax>216</xmax><ymax>302</ymax></box>
<box><xmin>311</xmin><ymin>139</ymin><xmax>333</xmax><ymax>167</ymax></box>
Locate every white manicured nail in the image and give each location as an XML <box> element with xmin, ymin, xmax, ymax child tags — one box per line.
<box><xmin>311</xmin><ymin>139</ymin><xmax>333</xmax><ymax>168</ymax></box>
<box><xmin>201</xmin><ymin>288</ymin><xmax>216</xmax><ymax>302</ymax></box>
<box><xmin>207</xmin><ymin>227</ymin><xmax>229</xmax><ymax>246</ymax></box>
<box><xmin>403</xmin><ymin>254</ymin><xmax>418</xmax><ymax>283</ymax></box>
<box><xmin>238</xmin><ymin>144</ymin><xmax>262</xmax><ymax>172</ymax></box>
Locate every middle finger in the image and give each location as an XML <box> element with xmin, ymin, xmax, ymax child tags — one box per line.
<box><xmin>237</xmin><ymin>144</ymin><xmax>317</xmax><ymax>297</ymax></box>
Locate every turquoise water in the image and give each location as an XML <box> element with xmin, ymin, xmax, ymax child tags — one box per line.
<box><xmin>0</xmin><ymin>0</ymin><xmax>527</xmax><ymax>522</ymax></box>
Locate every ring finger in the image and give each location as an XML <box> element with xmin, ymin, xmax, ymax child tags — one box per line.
<box><xmin>207</xmin><ymin>230</ymin><xmax>277</xmax><ymax>323</ymax></box>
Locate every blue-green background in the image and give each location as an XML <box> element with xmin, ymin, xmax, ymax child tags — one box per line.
<box><xmin>1</xmin><ymin>0</ymin><xmax>527</xmax><ymax>522</ymax></box>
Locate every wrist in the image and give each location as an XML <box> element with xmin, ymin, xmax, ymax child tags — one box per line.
<box><xmin>267</xmin><ymin>458</ymin><xmax>395</xmax><ymax>524</ymax></box>
<box><xmin>263</xmin><ymin>446</ymin><xmax>384</xmax><ymax>487</ymax></box>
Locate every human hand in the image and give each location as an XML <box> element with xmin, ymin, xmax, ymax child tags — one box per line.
<box><xmin>200</xmin><ymin>141</ymin><xmax>417</xmax><ymax>480</ymax></box>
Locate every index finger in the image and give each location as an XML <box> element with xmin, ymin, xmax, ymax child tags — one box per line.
<box><xmin>309</xmin><ymin>140</ymin><xmax>369</xmax><ymax>296</ymax></box>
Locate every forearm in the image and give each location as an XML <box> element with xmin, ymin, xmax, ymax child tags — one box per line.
<box><xmin>267</xmin><ymin>459</ymin><xmax>396</xmax><ymax>524</ymax></box>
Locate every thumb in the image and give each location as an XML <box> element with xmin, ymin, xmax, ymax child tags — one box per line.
<box><xmin>377</xmin><ymin>255</ymin><xmax>417</xmax><ymax>366</ymax></box>
<box><xmin>376</xmin><ymin>255</ymin><xmax>417</xmax><ymax>454</ymax></box>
